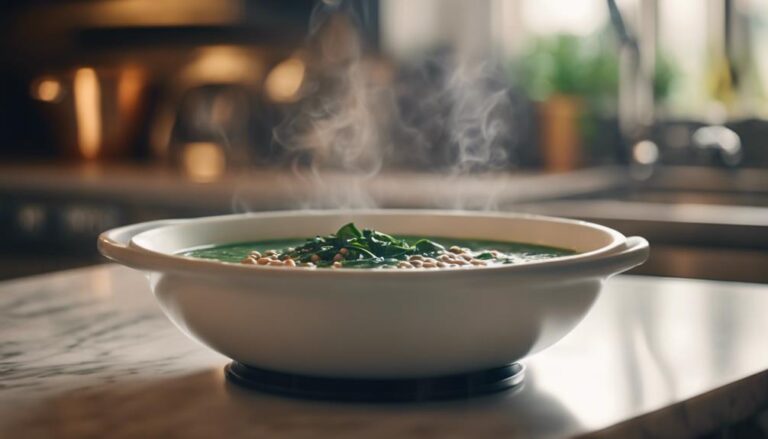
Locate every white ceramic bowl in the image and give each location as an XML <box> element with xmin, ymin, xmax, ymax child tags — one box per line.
<box><xmin>98</xmin><ymin>210</ymin><xmax>648</xmax><ymax>379</ymax></box>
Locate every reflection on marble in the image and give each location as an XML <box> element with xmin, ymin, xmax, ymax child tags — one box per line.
<box><xmin>0</xmin><ymin>268</ymin><xmax>222</xmax><ymax>404</ymax></box>
<box><xmin>0</xmin><ymin>266</ymin><xmax>767</xmax><ymax>438</ymax></box>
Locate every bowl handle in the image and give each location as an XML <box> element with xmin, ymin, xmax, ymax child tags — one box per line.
<box><xmin>592</xmin><ymin>236</ymin><xmax>650</xmax><ymax>278</ymax></box>
<box><xmin>97</xmin><ymin>219</ymin><xmax>187</xmax><ymax>270</ymax></box>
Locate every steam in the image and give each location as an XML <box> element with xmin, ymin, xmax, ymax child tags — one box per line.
<box><xmin>446</xmin><ymin>64</ymin><xmax>515</xmax><ymax>173</ymax></box>
<box><xmin>271</xmin><ymin>5</ymin><xmax>390</xmax><ymax>208</ymax></box>
<box><xmin>267</xmin><ymin>1</ymin><xmax>520</xmax><ymax>210</ymax></box>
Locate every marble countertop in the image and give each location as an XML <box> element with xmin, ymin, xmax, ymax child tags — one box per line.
<box><xmin>1</xmin><ymin>266</ymin><xmax>768</xmax><ymax>438</ymax></box>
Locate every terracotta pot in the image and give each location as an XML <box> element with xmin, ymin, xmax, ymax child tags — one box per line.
<box><xmin>538</xmin><ymin>95</ymin><xmax>583</xmax><ymax>172</ymax></box>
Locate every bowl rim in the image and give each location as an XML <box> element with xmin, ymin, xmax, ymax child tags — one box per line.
<box><xmin>99</xmin><ymin>210</ymin><xmax>647</xmax><ymax>279</ymax></box>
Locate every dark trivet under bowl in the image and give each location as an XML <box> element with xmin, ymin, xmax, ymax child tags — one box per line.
<box><xmin>225</xmin><ymin>361</ymin><xmax>525</xmax><ymax>402</ymax></box>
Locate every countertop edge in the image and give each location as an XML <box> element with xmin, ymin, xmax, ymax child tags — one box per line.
<box><xmin>580</xmin><ymin>368</ymin><xmax>768</xmax><ymax>438</ymax></box>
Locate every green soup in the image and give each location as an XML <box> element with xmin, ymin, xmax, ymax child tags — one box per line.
<box><xmin>183</xmin><ymin>224</ymin><xmax>574</xmax><ymax>269</ymax></box>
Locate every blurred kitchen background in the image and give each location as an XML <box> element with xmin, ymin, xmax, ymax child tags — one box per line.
<box><xmin>1</xmin><ymin>0</ymin><xmax>767</xmax><ymax>282</ymax></box>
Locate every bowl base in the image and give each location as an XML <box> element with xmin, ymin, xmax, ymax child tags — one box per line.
<box><xmin>224</xmin><ymin>361</ymin><xmax>525</xmax><ymax>402</ymax></box>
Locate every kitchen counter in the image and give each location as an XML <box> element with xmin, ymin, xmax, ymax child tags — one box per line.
<box><xmin>0</xmin><ymin>162</ymin><xmax>624</xmax><ymax>211</ymax></box>
<box><xmin>1</xmin><ymin>266</ymin><xmax>768</xmax><ymax>438</ymax></box>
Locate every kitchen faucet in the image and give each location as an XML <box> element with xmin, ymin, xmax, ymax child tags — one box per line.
<box><xmin>607</xmin><ymin>0</ymin><xmax>658</xmax><ymax>169</ymax></box>
<box><xmin>607</xmin><ymin>0</ymin><xmax>743</xmax><ymax>170</ymax></box>
<box><xmin>692</xmin><ymin>125</ymin><xmax>743</xmax><ymax>168</ymax></box>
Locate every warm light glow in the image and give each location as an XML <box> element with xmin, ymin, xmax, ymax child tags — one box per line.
<box><xmin>183</xmin><ymin>46</ymin><xmax>264</xmax><ymax>84</ymax></box>
<box><xmin>182</xmin><ymin>142</ymin><xmax>226</xmax><ymax>182</ymax></box>
<box><xmin>74</xmin><ymin>67</ymin><xmax>102</xmax><ymax>160</ymax></box>
<box><xmin>264</xmin><ymin>58</ymin><xmax>306</xmax><ymax>103</ymax></box>
<box><xmin>117</xmin><ymin>67</ymin><xmax>145</xmax><ymax>124</ymax></box>
<box><xmin>31</xmin><ymin>77</ymin><xmax>63</xmax><ymax>102</ymax></box>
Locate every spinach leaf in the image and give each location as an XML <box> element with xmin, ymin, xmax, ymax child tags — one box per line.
<box><xmin>345</xmin><ymin>244</ymin><xmax>378</xmax><ymax>259</ymax></box>
<box><xmin>413</xmin><ymin>239</ymin><xmax>445</xmax><ymax>256</ymax></box>
<box><xmin>381</xmin><ymin>244</ymin><xmax>409</xmax><ymax>259</ymax></box>
<box><xmin>336</xmin><ymin>223</ymin><xmax>363</xmax><ymax>241</ymax></box>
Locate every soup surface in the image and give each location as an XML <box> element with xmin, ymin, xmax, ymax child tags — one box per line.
<box><xmin>183</xmin><ymin>223</ymin><xmax>575</xmax><ymax>269</ymax></box>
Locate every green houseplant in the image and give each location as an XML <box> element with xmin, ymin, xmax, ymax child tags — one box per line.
<box><xmin>516</xmin><ymin>33</ymin><xmax>675</xmax><ymax>171</ymax></box>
